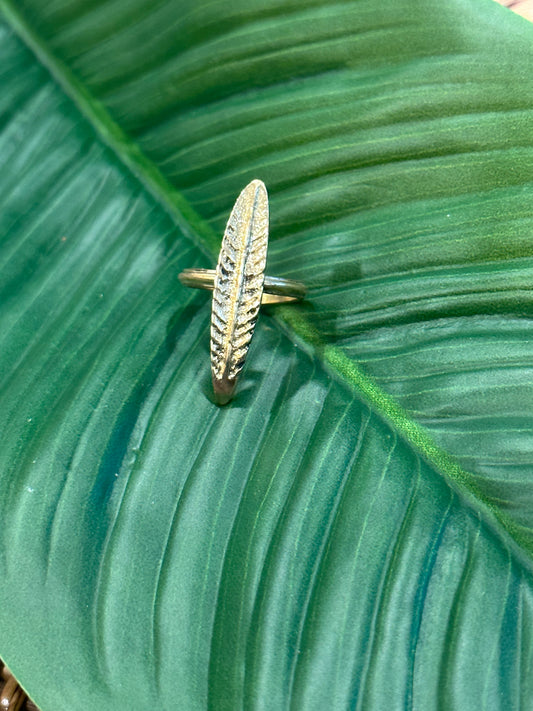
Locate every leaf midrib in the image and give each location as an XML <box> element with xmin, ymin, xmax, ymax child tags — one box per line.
<box><xmin>2</xmin><ymin>0</ymin><xmax>532</xmax><ymax>568</ymax></box>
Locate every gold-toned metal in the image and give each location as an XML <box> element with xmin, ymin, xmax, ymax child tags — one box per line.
<box><xmin>210</xmin><ymin>179</ymin><xmax>268</xmax><ymax>404</ymax></box>
<box><xmin>178</xmin><ymin>268</ymin><xmax>306</xmax><ymax>304</ymax></box>
<box><xmin>178</xmin><ymin>179</ymin><xmax>306</xmax><ymax>405</ymax></box>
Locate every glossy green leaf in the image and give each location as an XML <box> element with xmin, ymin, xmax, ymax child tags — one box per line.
<box><xmin>0</xmin><ymin>1</ymin><xmax>533</xmax><ymax>709</ymax></box>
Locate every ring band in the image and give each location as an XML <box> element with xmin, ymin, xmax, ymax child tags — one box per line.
<box><xmin>178</xmin><ymin>268</ymin><xmax>306</xmax><ymax>305</ymax></box>
<box><xmin>178</xmin><ymin>179</ymin><xmax>306</xmax><ymax>405</ymax></box>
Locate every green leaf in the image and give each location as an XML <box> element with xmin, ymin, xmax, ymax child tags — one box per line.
<box><xmin>0</xmin><ymin>1</ymin><xmax>532</xmax><ymax>709</ymax></box>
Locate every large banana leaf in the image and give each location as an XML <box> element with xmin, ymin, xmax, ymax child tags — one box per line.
<box><xmin>1</xmin><ymin>0</ymin><xmax>533</xmax><ymax>708</ymax></box>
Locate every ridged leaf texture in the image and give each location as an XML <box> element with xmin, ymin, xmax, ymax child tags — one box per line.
<box><xmin>0</xmin><ymin>1</ymin><xmax>532</xmax><ymax>710</ymax></box>
<box><xmin>211</xmin><ymin>180</ymin><xmax>268</xmax><ymax>386</ymax></box>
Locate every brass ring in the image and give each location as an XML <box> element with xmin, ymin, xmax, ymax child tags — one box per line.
<box><xmin>178</xmin><ymin>179</ymin><xmax>306</xmax><ymax>405</ymax></box>
<box><xmin>178</xmin><ymin>268</ymin><xmax>306</xmax><ymax>305</ymax></box>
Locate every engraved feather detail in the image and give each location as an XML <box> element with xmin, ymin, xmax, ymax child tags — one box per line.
<box><xmin>210</xmin><ymin>180</ymin><xmax>269</xmax><ymax>403</ymax></box>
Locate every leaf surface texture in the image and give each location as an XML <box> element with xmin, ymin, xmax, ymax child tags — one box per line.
<box><xmin>0</xmin><ymin>1</ymin><xmax>533</xmax><ymax>709</ymax></box>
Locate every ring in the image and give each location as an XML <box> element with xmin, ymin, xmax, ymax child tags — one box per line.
<box><xmin>178</xmin><ymin>269</ymin><xmax>306</xmax><ymax>305</ymax></box>
<box><xmin>178</xmin><ymin>179</ymin><xmax>306</xmax><ymax>405</ymax></box>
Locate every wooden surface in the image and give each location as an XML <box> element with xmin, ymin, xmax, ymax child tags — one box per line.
<box><xmin>0</xmin><ymin>663</ymin><xmax>39</xmax><ymax>711</ymax></box>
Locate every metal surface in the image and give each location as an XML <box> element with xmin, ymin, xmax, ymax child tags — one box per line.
<box><xmin>210</xmin><ymin>180</ymin><xmax>269</xmax><ymax>404</ymax></box>
<box><xmin>178</xmin><ymin>268</ymin><xmax>306</xmax><ymax>304</ymax></box>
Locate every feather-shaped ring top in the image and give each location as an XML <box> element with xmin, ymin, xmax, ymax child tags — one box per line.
<box><xmin>178</xmin><ymin>180</ymin><xmax>306</xmax><ymax>405</ymax></box>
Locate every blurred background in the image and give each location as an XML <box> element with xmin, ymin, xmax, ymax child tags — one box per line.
<box><xmin>495</xmin><ymin>0</ymin><xmax>533</xmax><ymax>21</ymax></box>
